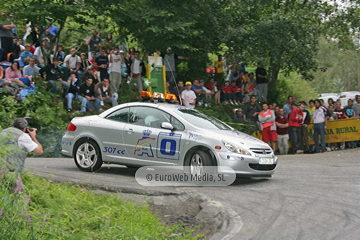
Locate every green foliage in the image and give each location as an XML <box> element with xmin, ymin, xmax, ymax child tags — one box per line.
<box><xmin>0</xmin><ymin>76</ymin><xmax>72</xmax><ymax>157</ymax></box>
<box><xmin>224</xmin><ymin>0</ymin><xmax>330</xmax><ymax>90</ymax></box>
<box><xmin>0</xmin><ymin>96</ymin><xmax>21</xmax><ymax>130</ymax></box>
<box><xmin>268</xmin><ymin>72</ymin><xmax>318</xmax><ymax>106</ymax></box>
<box><xmin>0</xmin><ymin>172</ymin><xmax>199</xmax><ymax>239</ymax></box>
<box><xmin>312</xmin><ymin>38</ymin><xmax>360</xmax><ymax>93</ymax></box>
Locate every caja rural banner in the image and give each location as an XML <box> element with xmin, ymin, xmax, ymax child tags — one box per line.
<box><xmin>308</xmin><ymin>118</ymin><xmax>360</xmax><ymax>144</ymax></box>
<box><xmin>252</xmin><ymin>118</ymin><xmax>360</xmax><ymax>143</ymax></box>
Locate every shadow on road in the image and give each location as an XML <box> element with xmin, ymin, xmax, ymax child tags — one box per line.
<box><xmin>94</xmin><ymin>165</ymin><xmax>137</xmax><ymax>177</ymax></box>
<box><xmin>230</xmin><ymin>177</ymin><xmax>271</xmax><ymax>186</ymax></box>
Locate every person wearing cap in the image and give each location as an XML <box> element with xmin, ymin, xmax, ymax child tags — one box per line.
<box><xmin>0</xmin><ymin>12</ymin><xmax>16</xmax><ymax>61</ymax></box>
<box><xmin>181</xmin><ymin>81</ymin><xmax>196</xmax><ymax>109</ymax></box>
<box><xmin>34</xmin><ymin>38</ymin><xmax>50</xmax><ymax>67</ymax></box>
<box><xmin>162</xmin><ymin>47</ymin><xmax>188</xmax><ymax>88</ymax></box>
<box><xmin>0</xmin><ymin>118</ymin><xmax>43</xmax><ymax>174</ymax></box>
<box><xmin>109</xmin><ymin>46</ymin><xmax>123</xmax><ymax>93</ymax></box>
<box><xmin>119</xmin><ymin>49</ymin><xmax>128</xmax><ymax>79</ymax></box>
<box><xmin>42</xmin><ymin>17</ymin><xmax>59</xmax><ymax>37</ymax></box>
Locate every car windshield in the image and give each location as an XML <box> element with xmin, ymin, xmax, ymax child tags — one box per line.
<box><xmin>177</xmin><ymin>109</ymin><xmax>231</xmax><ymax>130</ymax></box>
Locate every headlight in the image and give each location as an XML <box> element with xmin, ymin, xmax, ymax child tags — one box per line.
<box><xmin>222</xmin><ymin>140</ymin><xmax>251</xmax><ymax>156</ymax></box>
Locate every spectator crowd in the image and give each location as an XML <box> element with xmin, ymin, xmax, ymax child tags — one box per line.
<box><xmin>1</xmin><ymin>14</ymin><xmax>267</xmax><ymax>113</ymax></box>
<box><xmin>1</xmin><ymin>16</ymin><xmax>359</xmax><ymax>155</ymax></box>
<box><xmin>233</xmin><ymin>95</ymin><xmax>360</xmax><ymax>155</ymax></box>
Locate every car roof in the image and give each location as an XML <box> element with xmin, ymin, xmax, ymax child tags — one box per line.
<box><xmin>98</xmin><ymin>102</ymin><xmax>190</xmax><ymax>117</ymax></box>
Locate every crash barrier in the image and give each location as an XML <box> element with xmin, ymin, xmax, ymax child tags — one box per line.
<box><xmin>308</xmin><ymin>118</ymin><xmax>360</xmax><ymax>144</ymax></box>
<box><xmin>250</xmin><ymin>118</ymin><xmax>360</xmax><ymax>143</ymax></box>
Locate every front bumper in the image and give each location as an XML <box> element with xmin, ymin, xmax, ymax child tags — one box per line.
<box><xmin>216</xmin><ymin>152</ymin><xmax>278</xmax><ymax>177</ymax></box>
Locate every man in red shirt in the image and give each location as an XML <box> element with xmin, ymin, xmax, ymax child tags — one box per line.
<box><xmin>230</xmin><ymin>81</ymin><xmax>242</xmax><ymax>104</ymax></box>
<box><xmin>275</xmin><ymin>108</ymin><xmax>289</xmax><ymax>154</ymax></box>
<box><xmin>288</xmin><ymin>102</ymin><xmax>305</xmax><ymax>154</ymax></box>
<box><xmin>205</xmin><ymin>78</ymin><xmax>215</xmax><ymax>91</ymax></box>
<box><xmin>221</xmin><ymin>81</ymin><xmax>235</xmax><ymax>105</ymax></box>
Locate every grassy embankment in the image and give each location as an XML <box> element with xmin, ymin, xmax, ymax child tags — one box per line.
<box><xmin>0</xmin><ymin>172</ymin><xmax>202</xmax><ymax>240</ymax></box>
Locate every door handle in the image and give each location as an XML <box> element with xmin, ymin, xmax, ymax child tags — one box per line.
<box><xmin>125</xmin><ymin>128</ymin><xmax>134</xmax><ymax>134</ymax></box>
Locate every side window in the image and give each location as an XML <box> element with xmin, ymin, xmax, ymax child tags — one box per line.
<box><xmin>171</xmin><ymin>116</ymin><xmax>185</xmax><ymax>131</ymax></box>
<box><xmin>105</xmin><ymin>107</ymin><xmax>129</xmax><ymax>123</ymax></box>
<box><xmin>129</xmin><ymin>107</ymin><xmax>170</xmax><ymax>128</ymax></box>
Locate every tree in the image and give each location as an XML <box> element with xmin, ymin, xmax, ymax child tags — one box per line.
<box><xmin>0</xmin><ymin>0</ymin><xmax>103</xmax><ymax>65</ymax></box>
<box><xmin>224</xmin><ymin>0</ymin><xmax>336</xmax><ymax>96</ymax></box>
<box><xmin>313</xmin><ymin>38</ymin><xmax>360</xmax><ymax>93</ymax></box>
<box><xmin>107</xmin><ymin>0</ymin><xmax>232</xmax><ymax>79</ymax></box>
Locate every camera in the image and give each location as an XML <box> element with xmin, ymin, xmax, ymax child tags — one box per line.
<box><xmin>114</xmin><ymin>51</ymin><xmax>118</xmax><ymax>54</ymax></box>
<box><xmin>27</xmin><ymin>128</ymin><xmax>37</xmax><ymax>132</ymax></box>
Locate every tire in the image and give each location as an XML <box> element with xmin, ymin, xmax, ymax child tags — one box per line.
<box><xmin>73</xmin><ymin>138</ymin><xmax>103</xmax><ymax>172</ymax></box>
<box><xmin>187</xmin><ymin>149</ymin><xmax>215</xmax><ymax>176</ymax></box>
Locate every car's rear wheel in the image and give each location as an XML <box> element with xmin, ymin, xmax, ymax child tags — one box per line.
<box><xmin>74</xmin><ymin>139</ymin><xmax>103</xmax><ymax>172</ymax></box>
<box><xmin>189</xmin><ymin>149</ymin><xmax>215</xmax><ymax>176</ymax></box>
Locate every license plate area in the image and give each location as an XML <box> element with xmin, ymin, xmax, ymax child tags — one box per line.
<box><xmin>259</xmin><ymin>157</ymin><xmax>274</xmax><ymax>165</ymax></box>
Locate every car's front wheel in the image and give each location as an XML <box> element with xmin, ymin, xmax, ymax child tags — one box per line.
<box><xmin>189</xmin><ymin>149</ymin><xmax>215</xmax><ymax>176</ymax></box>
<box><xmin>74</xmin><ymin>139</ymin><xmax>103</xmax><ymax>172</ymax></box>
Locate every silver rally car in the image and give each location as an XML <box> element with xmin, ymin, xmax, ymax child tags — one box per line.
<box><xmin>62</xmin><ymin>102</ymin><xmax>278</xmax><ymax>177</ymax></box>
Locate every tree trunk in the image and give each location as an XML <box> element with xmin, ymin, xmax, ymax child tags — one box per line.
<box><xmin>268</xmin><ymin>64</ymin><xmax>280</xmax><ymax>91</ymax></box>
<box><xmin>358</xmin><ymin>52</ymin><xmax>360</xmax><ymax>91</ymax></box>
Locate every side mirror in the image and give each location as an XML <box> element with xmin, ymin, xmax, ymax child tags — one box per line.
<box><xmin>161</xmin><ymin>122</ymin><xmax>174</xmax><ymax>130</ymax></box>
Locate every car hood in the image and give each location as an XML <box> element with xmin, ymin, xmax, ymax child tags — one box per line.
<box><xmin>196</xmin><ymin>128</ymin><xmax>270</xmax><ymax>149</ymax></box>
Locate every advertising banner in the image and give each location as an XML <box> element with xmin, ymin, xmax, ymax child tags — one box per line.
<box><xmin>308</xmin><ymin>118</ymin><xmax>360</xmax><ymax>144</ymax></box>
<box><xmin>252</xmin><ymin>118</ymin><xmax>360</xmax><ymax>144</ymax></box>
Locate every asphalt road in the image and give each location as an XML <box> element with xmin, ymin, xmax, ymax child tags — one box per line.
<box><xmin>25</xmin><ymin>148</ymin><xmax>360</xmax><ymax>240</ymax></box>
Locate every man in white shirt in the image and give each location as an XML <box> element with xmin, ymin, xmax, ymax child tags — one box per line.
<box><xmin>0</xmin><ymin>118</ymin><xmax>43</xmax><ymax>174</ymax></box>
<box><xmin>181</xmin><ymin>81</ymin><xmax>196</xmax><ymax>109</ymax></box>
<box><xmin>64</xmin><ymin>48</ymin><xmax>81</xmax><ymax>79</ymax></box>
<box><xmin>109</xmin><ymin>47</ymin><xmax>123</xmax><ymax>93</ymax></box>
<box><xmin>130</xmin><ymin>51</ymin><xmax>145</xmax><ymax>93</ymax></box>
<box><xmin>313</xmin><ymin>99</ymin><xmax>328</xmax><ymax>153</ymax></box>
<box><xmin>34</xmin><ymin>38</ymin><xmax>49</xmax><ymax>67</ymax></box>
